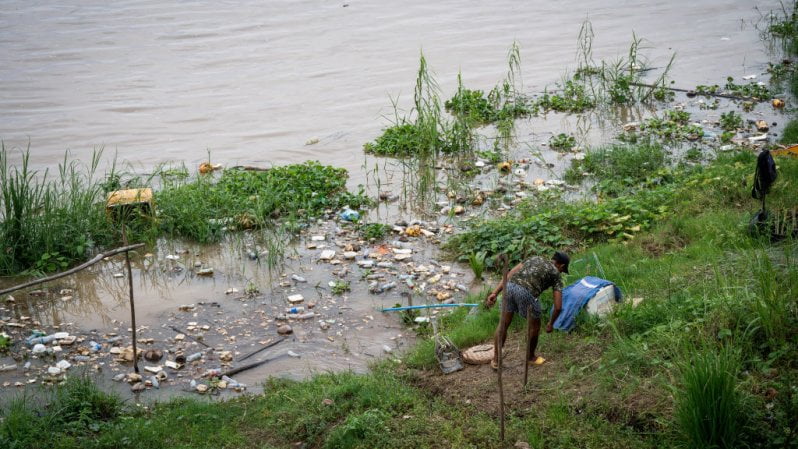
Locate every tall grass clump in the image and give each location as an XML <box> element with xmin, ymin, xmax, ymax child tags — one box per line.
<box><xmin>675</xmin><ymin>348</ymin><xmax>744</xmax><ymax>449</ymax></box>
<box><xmin>0</xmin><ymin>376</ymin><xmax>123</xmax><ymax>448</ymax></box>
<box><xmin>0</xmin><ymin>145</ymin><xmax>118</xmax><ymax>275</ymax></box>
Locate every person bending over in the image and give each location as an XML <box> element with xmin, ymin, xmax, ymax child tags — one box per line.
<box><xmin>486</xmin><ymin>251</ymin><xmax>569</xmax><ymax>369</ymax></box>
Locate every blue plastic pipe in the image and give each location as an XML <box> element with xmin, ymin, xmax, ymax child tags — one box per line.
<box><xmin>381</xmin><ymin>303</ymin><xmax>479</xmax><ymax>312</ymax></box>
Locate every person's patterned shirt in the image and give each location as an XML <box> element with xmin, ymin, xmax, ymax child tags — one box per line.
<box><xmin>509</xmin><ymin>256</ymin><xmax>563</xmax><ymax>298</ymax></box>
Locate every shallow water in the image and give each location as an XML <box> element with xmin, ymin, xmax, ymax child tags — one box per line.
<box><xmin>0</xmin><ymin>0</ymin><xmax>780</xmax><ymax>184</ymax></box>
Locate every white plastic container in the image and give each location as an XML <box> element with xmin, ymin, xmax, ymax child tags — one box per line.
<box><xmin>585</xmin><ymin>284</ymin><xmax>616</xmax><ymax>317</ymax></box>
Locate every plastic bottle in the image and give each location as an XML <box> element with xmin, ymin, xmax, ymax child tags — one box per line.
<box><xmin>186</xmin><ymin>352</ymin><xmax>203</xmax><ymax>362</ymax></box>
<box><xmin>339</xmin><ymin>207</ymin><xmax>360</xmax><ymax>222</ymax></box>
<box><xmin>88</xmin><ymin>341</ymin><xmax>102</xmax><ymax>352</ymax></box>
<box><xmin>204</xmin><ymin>368</ymin><xmax>222</xmax><ymax>378</ymax></box>
<box><xmin>27</xmin><ymin>335</ymin><xmax>55</xmax><ymax>346</ymax></box>
<box><xmin>286</xmin><ymin>306</ymin><xmax>304</xmax><ymax>314</ymax></box>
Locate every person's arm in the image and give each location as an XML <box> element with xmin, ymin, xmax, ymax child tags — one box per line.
<box><xmin>546</xmin><ymin>289</ymin><xmax>562</xmax><ymax>333</ymax></box>
<box><xmin>485</xmin><ymin>262</ymin><xmax>524</xmax><ymax>307</ymax></box>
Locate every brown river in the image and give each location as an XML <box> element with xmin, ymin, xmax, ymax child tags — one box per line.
<box><xmin>0</xmin><ymin>0</ymin><xmax>784</xmax><ymax>399</ymax></box>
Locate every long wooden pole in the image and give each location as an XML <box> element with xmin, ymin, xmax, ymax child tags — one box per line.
<box><xmin>0</xmin><ymin>243</ymin><xmax>145</xmax><ymax>296</ymax></box>
<box><xmin>122</xmin><ymin>224</ymin><xmax>139</xmax><ymax>374</ymax></box>
<box><xmin>497</xmin><ymin>253</ymin><xmax>510</xmax><ymax>442</ymax></box>
<box><xmin>523</xmin><ymin>306</ymin><xmax>532</xmax><ymax>387</ymax></box>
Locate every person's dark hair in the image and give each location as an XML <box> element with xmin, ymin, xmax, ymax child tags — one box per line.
<box><xmin>552</xmin><ymin>251</ymin><xmax>570</xmax><ymax>274</ymax></box>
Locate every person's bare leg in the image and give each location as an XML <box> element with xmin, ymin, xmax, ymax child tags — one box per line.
<box><xmin>526</xmin><ymin>317</ymin><xmax>541</xmax><ymax>362</ymax></box>
<box><xmin>493</xmin><ymin>310</ymin><xmax>514</xmax><ymax>365</ymax></box>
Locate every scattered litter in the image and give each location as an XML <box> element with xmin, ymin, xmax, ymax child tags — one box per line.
<box><xmin>319</xmin><ymin>250</ymin><xmax>336</xmax><ymax>260</ymax></box>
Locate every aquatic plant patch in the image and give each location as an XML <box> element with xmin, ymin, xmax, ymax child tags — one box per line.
<box><xmin>157</xmin><ymin>161</ymin><xmax>371</xmax><ymax>242</ymax></box>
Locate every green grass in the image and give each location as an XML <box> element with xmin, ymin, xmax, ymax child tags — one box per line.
<box><xmin>675</xmin><ymin>348</ymin><xmax>744</xmax><ymax>449</ymax></box>
<box><xmin>780</xmin><ymin>119</ymin><xmax>798</xmax><ymax>144</ymax></box>
<box><xmin>0</xmin><ymin>146</ymin><xmax>119</xmax><ymax>275</ymax></box>
<box><xmin>3</xmin><ymin>152</ymin><xmax>797</xmax><ymax>449</ymax></box>
<box><xmin>565</xmin><ymin>142</ymin><xmax>668</xmax><ymax>196</ymax></box>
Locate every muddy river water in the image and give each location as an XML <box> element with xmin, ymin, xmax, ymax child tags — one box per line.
<box><xmin>0</xmin><ymin>0</ymin><xmax>786</xmax><ymax>400</ymax></box>
<box><xmin>0</xmin><ymin>0</ymin><xmax>780</xmax><ymax>177</ymax></box>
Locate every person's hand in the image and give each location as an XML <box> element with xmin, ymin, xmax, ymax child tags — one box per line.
<box><xmin>546</xmin><ymin>323</ymin><xmax>554</xmax><ymax>333</ymax></box>
<box><xmin>486</xmin><ymin>292</ymin><xmax>497</xmax><ymax>307</ymax></box>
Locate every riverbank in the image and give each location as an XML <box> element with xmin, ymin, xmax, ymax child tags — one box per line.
<box><xmin>3</xmin><ymin>3</ymin><xmax>798</xmax><ymax>448</ymax></box>
<box><xmin>2</xmin><ymin>150</ymin><xmax>796</xmax><ymax>448</ymax></box>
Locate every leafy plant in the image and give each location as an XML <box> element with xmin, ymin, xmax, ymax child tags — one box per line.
<box><xmin>536</xmin><ymin>80</ymin><xmax>595</xmax><ymax>113</ymax></box>
<box><xmin>468</xmin><ymin>251</ymin><xmax>487</xmax><ymax>280</ymax></box>
<box><xmin>549</xmin><ymin>133</ymin><xmax>577</xmax><ymax>152</ymax></box>
<box><xmin>638</xmin><ymin>111</ymin><xmax>703</xmax><ymax>142</ymax></box>
<box><xmin>719</xmin><ymin>111</ymin><xmax>743</xmax><ymax>132</ymax></box>
<box><xmin>359</xmin><ymin>223</ymin><xmax>391</xmax><ymax>241</ymax></box>
<box><xmin>331</xmin><ymin>280</ymin><xmax>351</xmax><ymax>295</ymax></box>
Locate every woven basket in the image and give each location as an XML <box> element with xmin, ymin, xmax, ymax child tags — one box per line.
<box><xmin>462</xmin><ymin>344</ymin><xmax>495</xmax><ymax>365</ymax></box>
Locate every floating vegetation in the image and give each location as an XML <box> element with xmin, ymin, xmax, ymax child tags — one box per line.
<box><xmin>358</xmin><ymin>222</ymin><xmax>391</xmax><ymax>240</ymax></box>
<box><xmin>157</xmin><ymin>161</ymin><xmax>371</xmax><ymax>243</ymax></box>
<box><xmin>536</xmin><ymin>79</ymin><xmax>596</xmax><ymax>113</ymax></box>
<box><xmin>549</xmin><ymin>133</ymin><xmax>577</xmax><ymax>152</ymax></box>
<box><xmin>719</xmin><ymin>111</ymin><xmax>744</xmax><ymax>132</ymax></box>
<box><xmin>632</xmin><ymin>110</ymin><xmax>704</xmax><ymax>142</ymax></box>
<box><xmin>695</xmin><ymin>76</ymin><xmax>772</xmax><ymax>100</ymax></box>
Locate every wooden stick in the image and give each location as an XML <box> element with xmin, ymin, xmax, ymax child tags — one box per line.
<box><xmin>496</xmin><ymin>253</ymin><xmax>510</xmax><ymax>442</ymax></box>
<box><xmin>222</xmin><ymin>353</ymin><xmax>288</xmax><ymax>377</ymax></box>
<box><xmin>523</xmin><ymin>306</ymin><xmax>531</xmax><ymax>387</ymax></box>
<box><xmin>0</xmin><ymin>243</ymin><xmax>145</xmax><ymax>296</ymax></box>
<box><xmin>122</xmin><ymin>224</ymin><xmax>139</xmax><ymax>374</ymax></box>
<box><xmin>237</xmin><ymin>337</ymin><xmax>286</xmax><ymax>362</ymax></box>
<box><xmin>169</xmin><ymin>325</ymin><xmax>210</xmax><ymax>348</ymax></box>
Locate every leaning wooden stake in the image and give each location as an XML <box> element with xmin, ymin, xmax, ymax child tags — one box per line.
<box><xmin>523</xmin><ymin>306</ymin><xmax>532</xmax><ymax>387</ymax></box>
<box><xmin>497</xmin><ymin>253</ymin><xmax>510</xmax><ymax>442</ymax></box>
<box><xmin>0</xmin><ymin>243</ymin><xmax>145</xmax><ymax>296</ymax></box>
<box><xmin>122</xmin><ymin>224</ymin><xmax>139</xmax><ymax>374</ymax></box>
